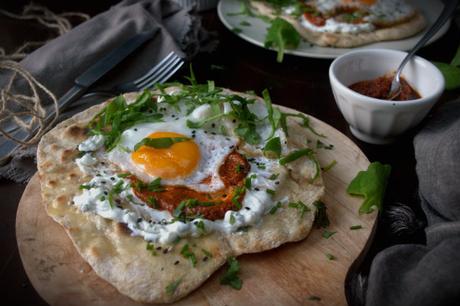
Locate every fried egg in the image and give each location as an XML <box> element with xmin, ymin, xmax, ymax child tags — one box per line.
<box><xmin>106</xmin><ymin>114</ymin><xmax>238</xmax><ymax>193</ymax></box>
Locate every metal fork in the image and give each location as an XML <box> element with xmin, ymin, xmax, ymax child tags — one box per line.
<box><xmin>81</xmin><ymin>51</ymin><xmax>184</xmax><ymax>99</ymax></box>
<box><xmin>0</xmin><ymin>51</ymin><xmax>184</xmax><ymax>164</ymax></box>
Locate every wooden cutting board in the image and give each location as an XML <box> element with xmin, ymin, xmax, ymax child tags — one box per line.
<box><xmin>16</xmin><ymin>114</ymin><xmax>376</xmax><ymax>306</ymax></box>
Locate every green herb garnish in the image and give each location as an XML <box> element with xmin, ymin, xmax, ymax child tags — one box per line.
<box><xmin>322</xmin><ymin>230</ymin><xmax>336</xmax><ymax>239</ymax></box>
<box><xmin>269</xmin><ymin>202</ymin><xmax>282</xmax><ymax>214</ymax></box>
<box><xmin>165</xmin><ymin>278</ymin><xmax>182</xmax><ymax>295</ymax></box>
<box><xmin>229</xmin><ymin>213</ymin><xmax>236</xmax><ymax>225</ymax></box>
<box><xmin>350</xmin><ymin>225</ymin><xmax>363</xmax><ymax>230</ymax></box>
<box><xmin>220</xmin><ymin>257</ymin><xmax>242</xmax><ymax>290</ymax></box>
<box><xmin>347</xmin><ymin>162</ymin><xmax>391</xmax><ymax>214</ymax></box>
<box><xmin>231</xmin><ymin>186</ymin><xmax>245</xmax><ymax>209</ymax></box>
<box><xmin>264</xmin><ymin>17</ymin><xmax>301</xmax><ymax>63</ymax></box>
<box><xmin>288</xmin><ymin>201</ymin><xmax>310</xmax><ymax>218</ymax></box>
<box><xmin>202</xmin><ymin>248</ymin><xmax>213</xmax><ymax>258</ymax></box>
<box><xmin>134</xmin><ymin>177</ymin><xmax>164</xmax><ymax>192</ymax></box>
<box><xmin>244</xmin><ymin>174</ymin><xmax>256</xmax><ymax>189</ymax></box>
<box><xmin>433</xmin><ymin>44</ymin><xmax>460</xmax><ymax>90</ymax></box>
<box><xmin>322</xmin><ymin>160</ymin><xmax>337</xmax><ymax>172</ymax></box>
<box><xmin>133</xmin><ymin>137</ymin><xmax>190</xmax><ymax>151</ymax></box>
<box><xmin>268</xmin><ymin>173</ymin><xmax>279</xmax><ymax>180</ymax></box>
<box><xmin>146</xmin><ymin>242</ymin><xmax>157</xmax><ymax>256</ymax></box>
<box><xmin>79</xmin><ymin>184</ymin><xmax>91</xmax><ymax>190</ymax></box>
<box><xmin>326</xmin><ymin>253</ymin><xmax>336</xmax><ymax>260</ymax></box>
<box><xmin>266</xmin><ymin>189</ymin><xmax>276</xmax><ymax>196</ymax></box>
<box><xmin>194</xmin><ymin>220</ymin><xmax>206</xmax><ymax>234</ymax></box>
<box><xmin>88</xmin><ymin>90</ymin><xmax>163</xmax><ymax>151</ymax></box>
<box><xmin>180</xmin><ymin>244</ymin><xmax>197</xmax><ymax>267</ymax></box>
<box><xmin>313</xmin><ymin>201</ymin><xmax>329</xmax><ymax>228</ymax></box>
<box><xmin>263</xmin><ymin>137</ymin><xmax>282</xmax><ymax>158</ymax></box>
<box><xmin>316</xmin><ymin>140</ymin><xmax>334</xmax><ymax>150</ymax></box>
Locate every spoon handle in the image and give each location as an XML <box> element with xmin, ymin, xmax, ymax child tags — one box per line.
<box><xmin>395</xmin><ymin>0</ymin><xmax>459</xmax><ymax>79</ymax></box>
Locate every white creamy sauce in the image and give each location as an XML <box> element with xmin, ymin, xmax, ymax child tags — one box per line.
<box><xmin>72</xmin><ymin>95</ymin><xmax>293</xmax><ymax>244</ymax></box>
<box><xmin>301</xmin><ymin>15</ymin><xmax>374</xmax><ymax>33</ymax></box>
<box><xmin>302</xmin><ymin>0</ymin><xmax>415</xmax><ymax>33</ymax></box>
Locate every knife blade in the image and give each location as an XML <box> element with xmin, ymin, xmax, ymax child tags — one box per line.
<box><xmin>0</xmin><ymin>29</ymin><xmax>158</xmax><ymax>165</ymax></box>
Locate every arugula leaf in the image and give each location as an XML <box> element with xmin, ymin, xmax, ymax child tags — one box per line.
<box><xmin>347</xmin><ymin>162</ymin><xmax>391</xmax><ymax>214</ymax></box>
<box><xmin>180</xmin><ymin>243</ymin><xmax>197</xmax><ymax>267</ymax></box>
<box><xmin>432</xmin><ymin>44</ymin><xmax>460</xmax><ymax>90</ymax></box>
<box><xmin>263</xmin><ymin>137</ymin><xmax>282</xmax><ymax>158</ymax></box>
<box><xmin>433</xmin><ymin>62</ymin><xmax>460</xmax><ymax>90</ymax></box>
<box><xmin>134</xmin><ymin>137</ymin><xmax>190</xmax><ymax>151</ymax></box>
<box><xmin>264</xmin><ymin>18</ymin><xmax>300</xmax><ymax>63</ymax></box>
<box><xmin>165</xmin><ymin>278</ymin><xmax>182</xmax><ymax>295</ymax></box>
<box><xmin>220</xmin><ymin>257</ymin><xmax>242</xmax><ymax>290</ymax></box>
<box><xmin>88</xmin><ymin>91</ymin><xmax>163</xmax><ymax>151</ymax></box>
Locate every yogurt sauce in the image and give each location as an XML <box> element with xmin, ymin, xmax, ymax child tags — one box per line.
<box><xmin>72</xmin><ymin>100</ymin><xmax>290</xmax><ymax>244</ymax></box>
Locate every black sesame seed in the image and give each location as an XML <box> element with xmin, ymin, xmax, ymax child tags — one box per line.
<box><xmin>110</xmin><ymin>177</ymin><xmax>115</xmax><ymax>181</ymax></box>
<box><xmin>172</xmin><ymin>114</ymin><xmax>175</xmax><ymax>117</ymax></box>
<box><xmin>137</xmin><ymin>218</ymin><xmax>142</xmax><ymax>223</ymax></box>
<box><xmin>101</xmin><ymin>162</ymin><xmax>105</xmax><ymax>165</ymax></box>
<box><xmin>232</xmin><ymin>119</ymin><xmax>236</xmax><ymax>123</ymax></box>
<box><xmin>117</xmin><ymin>205</ymin><xmax>123</xmax><ymax>209</ymax></box>
<box><xmin>284</xmin><ymin>141</ymin><xmax>287</xmax><ymax>144</ymax></box>
<box><xmin>161</xmin><ymin>267</ymin><xmax>164</xmax><ymax>271</ymax></box>
<box><xmin>222</xmin><ymin>194</ymin><xmax>227</xmax><ymax>197</ymax></box>
<box><xmin>211</xmin><ymin>132</ymin><xmax>216</xmax><ymax>135</ymax></box>
<box><xmin>134</xmin><ymin>128</ymin><xmax>138</xmax><ymax>131</ymax></box>
<box><xmin>163</xmin><ymin>249</ymin><xmax>169</xmax><ymax>254</ymax></box>
<box><xmin>174</xmin><ymin>260</ymin><xmax>180</xmax><ymax>265</ymax></box>
<box><xmin>175</xmin><ymin>118</ymin><xmax>179</xmax><ymax>121</ymax></box>
<box><xmin>244</xmin><ymin>207</ymin><xmax>251</xmax><ymax>210</ymax></box>
<box><xmin>211</xmin><ymin>123</ymin><xmax>216</xmax><ymax>128</ymax></box>
<box><xmin>148</xmin><ymin>110</ymin><xmax>153</xmax><ymax>113</ymax></box>
<box><xmin>104</xmin><ymin>191</ymin><xmax>108</xmax><ymax>195</ymax></box>
<box><xmin>203</xmin><ymin>256</ymin><xmax>208</xmax><ymax>262</ymax></box>
<box><xmin>96</xmin><ymin>173</ymin><xmax>102</xmax><ymax>177</ymax></box>
<box><xmin>229</xmin><ymin>145</ymin><xmax>235</xmax><ymax>149</ymax></box>
<box><xmin>156</xmin><ymin>246</ymin><xmax>162</xmax><ymax>251</ymax></box>
<box><xmin>149</xmin><ymin>220</ymin><xmax>153</xmax><ymax>223</ymax></box>
<box><xmin>204</xmin><ymin>131</ymin><xmax>208</xmax><ymax>134</ymax></box>
<box><xmin>101</xmin><ymin>181</ymin><xmax>106</xmax><ymax>184</ymax></box>
<box><xmin>275</xmin><ymin>181</ymin><xmax>280</xmax><ymax>185</ymax></box>
<box><xmin>192</xmin><ymin>130</ymin><xmax>196</xmax><ymax>134</ymax></box>
<box><xmin>254</xmin><ymin>188</ymin><xmax>260</xmax><ymax>191</ymax></box>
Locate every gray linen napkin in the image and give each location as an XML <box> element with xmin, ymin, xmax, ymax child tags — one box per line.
<box><xmin>365</xmin><ymin>100</ymin><xmax>460</xmax><ymax>306</ymax></box>
<box><xmin>0</xmin><ymin>0</ymin><xmax>206</xmax><ymax>183</ymax></box>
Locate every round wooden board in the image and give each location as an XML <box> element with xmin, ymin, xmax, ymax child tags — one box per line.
<box><xmin>16</xmin><ymin>113</ymin><xmax>376</xmax><ymax>306</ymax></box>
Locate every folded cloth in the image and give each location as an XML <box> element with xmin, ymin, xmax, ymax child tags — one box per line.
<box><xmin>0</xmin><ymin>0</ymin><xmax>207</xmax><ymax>183</ymax></box>
<box><xmin>365</xmin><ymin>99</ymin><xmax>460</xmax><ymax>306</ymax></box>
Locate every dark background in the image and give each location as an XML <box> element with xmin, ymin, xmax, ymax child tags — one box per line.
<box><xmin>1</xmin><ymin>1</ymin><xmax>459</xmax><ymax>305</ymax></box>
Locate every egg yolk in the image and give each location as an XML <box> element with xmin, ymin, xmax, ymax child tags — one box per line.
<box><xmin>131</xmin><ymin>131</ymin><xmax>200</xmax><ymax>179</ymax></box>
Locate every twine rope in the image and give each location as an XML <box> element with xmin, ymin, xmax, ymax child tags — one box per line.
<box><xmin>0</xmin><ymin>3</ymin><xmax>89</xmax><ymax>146</ymax></box>
<box><xmin>0</xmin><ymin>60</ymin><xmax>59</xmax><ymax>145</ymax></box>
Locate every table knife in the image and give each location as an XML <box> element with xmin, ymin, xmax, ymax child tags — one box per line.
<box><xmin>0</xmin><ymin>29</ymin><xmax>158</xmax><ymax>165</ymax></box>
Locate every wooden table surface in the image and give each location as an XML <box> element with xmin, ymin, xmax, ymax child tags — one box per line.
<box><xmin>1</xmin><ymin>1</ymin><xmax>460</xmax><ymax>306</ymax></box>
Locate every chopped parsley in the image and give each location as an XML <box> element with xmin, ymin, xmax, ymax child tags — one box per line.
<box><xmin>322</xmin><ymin>230</ymin><xmax>336</xmax><ymax>239</ymax></box>
<box><xmin>313</xmin><ymin>201</ymin><xmax>330</xmax><ymax>228</ymax></box>
<box><xmin>194</xmin><ymin>220</ymin><xmax>206</xmax><ymax>234</ymax></box>
<box><xmin>269</xmin><ymin>201</ymin><xmax>282</xmax><ymax>214</ymax></box>
<box><xmin>350</xmin><ymin>225</ymin><xmax>363</xmax><ymax>230</ymax></box>
<box><xmin>133</xmin><ymin>177</ymin><xmax>164</xmax><ymax>192</ymax></box>
<box><xmin>322</xmin><ymin>160</ymin><xmax>337</xmax><ymax>172</ymax></box>
<box><xmin>326</xmin><ymin>253</ymin><xmax>336</xmax><ymax>261</ymax></box>
<box><xmin>244</xmin><ymin>174</ymin><xmax>256</xmax><ymax>189</ymax></box>
<box><xmin>266</xmin><ymin>189</ymin><xmax>276</xmax><ymax>196</ymax></box>
<box><xmin>235</xmin><ymin>164</ymin><xmax>244</xmax><ymax>173</ymax></box>
<box><xmin>117</xmin><ymin>173</ymin><xmax>131</xmax><ymax>178</ymax></box>
<box><xmin>220</xmin><ymin>257</ymin><xmax>242</xmax><ymax>290</ymax></box>
<box><xmin>316</xmin><ymin>140</ymin><xmax>334</xmax><ymax>150</ymax></box>
<box><xmin>173</xmin><ymin>198</ymin><xmax>214</xmax><ymax>222</ymax></box>
<box><xmin>231</xmin><ymin>186</ymin><xmax>245</xmax><ymax>209</ymax></box>
<box><xmin>146</xmin><ymin>242</ymin><xmax>157</xmax><ymax>256</ymax></box>
<box><xmin>268</xmin><ymin>173</ymin><xmax>279</xmax><ymax>180</ymax></box>
<box><xmin>288</xmin><ymin>201</ymin><xmax>310</xmax><ymax>218</ymax></box>
<box><xmin>147</xmin><ymin>196</ymin><xmax>158</xmax><ymax>208</ymax></box>
<box><xmin>79</xmin><ymin>184</ymin><xmax>91</xmax><ymax>190</ymax></box>
<box><xmin>201</xmin><ymin>248</ymin><xmax>213</xmax><ymax>258</ymax></box>
<box><xmin>165</xmin><ymin>278</ymin><xmax>182</xmax><ymax>295</ymax></box>
<box><xmin>229</xmin><ymin>213</ymin><xmax>236</xmax><ymax>225</ymax></box>
<box><xmin>180</xmin><ymin>244</ymin><xmax>197</xmax><ymax>267</ymax></box>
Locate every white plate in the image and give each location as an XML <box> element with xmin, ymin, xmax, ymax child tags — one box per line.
<box><xmin>217</xmin><ymin>0</ymin><xmax>450</xmax><ymax>59</ymax></box>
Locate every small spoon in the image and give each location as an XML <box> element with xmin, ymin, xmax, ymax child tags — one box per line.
<box><xmin>388</xmin><ymin>0</ymin><xmax>459</xmax><ymax>100</ymax></box>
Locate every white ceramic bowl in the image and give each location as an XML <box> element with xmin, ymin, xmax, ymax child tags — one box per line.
<box><xmin>329</xmin><ymin>49</ymin><xmax>444</xmax><ymax>144</ymax></box>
